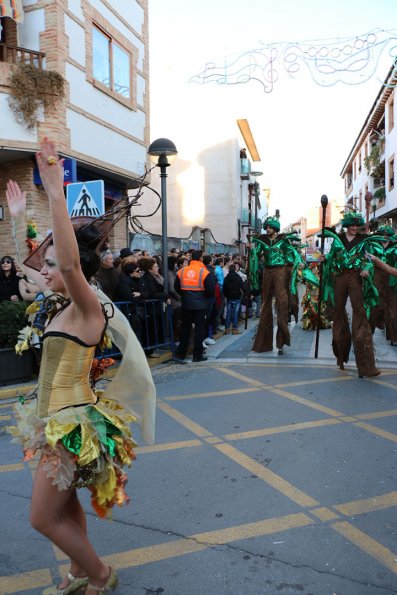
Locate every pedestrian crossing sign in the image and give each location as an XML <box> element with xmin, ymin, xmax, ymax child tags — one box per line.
<box><xmin>66</xmin><ymin>180</ymin><xmax>105</xmax><ymax>218</ymax></box>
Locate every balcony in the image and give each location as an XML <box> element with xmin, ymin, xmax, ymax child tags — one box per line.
<box><xmin>0</xmin><ymin>43</ymin><xmax>45</xmax><ymax>68</ymax></box>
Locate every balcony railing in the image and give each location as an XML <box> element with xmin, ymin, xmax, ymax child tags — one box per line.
<box><xmin>0</xmin><ymin>43</ymin><xmax>45</xmax><ymax>68</ymax></box>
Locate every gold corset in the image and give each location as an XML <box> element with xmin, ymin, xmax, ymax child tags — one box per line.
<box><xmin>37</xmin><ymin>332</ymin><xmax>97</xmax><ymax>418</ymax></box>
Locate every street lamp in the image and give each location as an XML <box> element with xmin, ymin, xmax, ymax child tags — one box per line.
<box><xmin>250</xmin><ymin>171</ymin><xmax>263</xmax><ymax>234</ymax></box>
<box><xmin>147</xmin><ymin>138</ymin><xmax>178</xmax><ymax>294</ymax></box>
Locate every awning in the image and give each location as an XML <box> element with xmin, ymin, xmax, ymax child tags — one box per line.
<box><xmin>0</xmin><ymin>0</ymin><xmax>24</xmax><ymax>22</ymax></box>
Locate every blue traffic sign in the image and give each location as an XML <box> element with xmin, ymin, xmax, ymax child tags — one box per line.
<box><xmin>66</xmin><ymin>180</ymin><xmax>105</xmax><ymax>217</ymax></box>
<box><xmin>34</xmin><ymin>158</ymin><xmax>77</xmax><ymax>186</ymax></box>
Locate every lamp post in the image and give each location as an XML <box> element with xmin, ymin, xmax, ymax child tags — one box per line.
<box><xmin>147</xmin><ymin>138</ymin><xmax>178</xmax><ymax>294</ymax></box>
<box><xmin>250</xmin><ymin>171</ymin><xmax>263</xmax><ymax>233</ymax></box>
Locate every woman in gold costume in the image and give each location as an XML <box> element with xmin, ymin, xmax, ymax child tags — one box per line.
<box><xmin>6</xmin><ymin>139</ymin><xmax>156</xmax><ymax>595</ymax></box>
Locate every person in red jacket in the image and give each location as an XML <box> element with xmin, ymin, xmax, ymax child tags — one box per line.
<box><xmin>174</xmin><ymin>250</ymin><xmax>215</xmax><ymax>362</ymax></box>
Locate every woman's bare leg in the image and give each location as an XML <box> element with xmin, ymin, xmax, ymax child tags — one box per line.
<box><xmin>56</xmin><ymin>491</ymin><xmax>88</xmax><ymax>589</ymax></box>
<box><xmin>31</xmin><ymin>459</ymin><xmax>109</xmax><ymax>587</ymax></box>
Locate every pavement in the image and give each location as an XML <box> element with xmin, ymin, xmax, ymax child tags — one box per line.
<box><xmin>1</xmin><ymin>313</ymin><xmax>397</xmax><ymax>594</ymax></box>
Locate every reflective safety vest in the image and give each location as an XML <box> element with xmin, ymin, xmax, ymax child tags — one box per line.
<box><xmin>177</xmin><ymin>260</ymin><xmax>209</xmax><ymax>291</ymax></box>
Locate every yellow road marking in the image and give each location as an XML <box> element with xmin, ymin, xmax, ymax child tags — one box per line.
<box><xmin>204</xmin><ymin>436</ymin><xmax>223</xmax><ymax>444</ymax></box>
<box><xmin>356</xmin><ymin>409</ymin><xmax>397</xmax><ymax>420</ymax></box>
<box><xmin>354</xmin><ymin>421</ymin><xmax>397</xmax><ymax>443</ymax></box>
<box><xmin>216</xmin><ymin>366</ymin><xmax>267</xmax><ymax>387</ymax></box>
<box><xmin>0</xmin><ymin>568</ymin><xmax>52</xmax><ymax>593</ymax></box>
<box><xmin>276</xmin><ymin>376</ymin><xmax>353</xmax><ymax>388</ymax></box>
<box><xmin>157</xmin><ymin>402</ymin><xmax>212</xmax><ymax>437</ymax></box>
<box><xmin>269</xmin><ymin>388</ymin><xmax>344</xmax><ymax>416</ymax></box>
<box><xmin>339</xmin><ymin>416</ymin><xmax>358</xmax><ymax>422</ymax></box>
<box><xmin>371</xmin><ymin>378</ymin><xmax>397</xmax><ymax>389</ymax></box>
<box><xmin>334</xmin><ymin>492</ymin><xmax>397</xmax><ymax>516</ymax></box>
<box><xmin>0</xmin><ymin>463</ymin><xmax>25</xmax><ymax>472</ymax></box>
<box><xmin>166</xmin><ymin>387</ymin><xmax>261</xmax><ymax>401</ymax></box>
<box><xmin>215</xmin><ymin>442</ymin><xmax>318</xmax><ymax>507</ymax></box>
<box><xmin>60</xmin><ymin>513</ymin><xmax>313</xmax><ymax>575</ymax></box>
<box><xmin>224</xmin><ymin>418</ymin><xmax>341</xmax><ymax>441</ymax></box>
<box><xmin>135</xmin><ymin>439</ymin><xmax>202</xmax><ymax>454</ymax></box>
<box><xmin>310</xmin><ymin>507</ymin><xmax>340</xmax><ymax>521</ymax></box>
<box><xmin>332</xmin><ymin>521</ymin><xmax>397</xmax><ymax>574</ymax></box>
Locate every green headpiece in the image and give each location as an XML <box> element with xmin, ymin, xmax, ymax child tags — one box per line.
<box><xmin>263</xmin><ymin>216</ymin><xmax>280</xmax><ymax>232</ymax></box>
<box><xmin>377</xmin><ymin>224</ymin><xmax>395</xmax><ymax>237</ymax></box>
<box><xmin>340</xmin><ymin>211</ymin><xmax>365</xmax><ymax>227</ymax></box>
<box><xmin>289</xmin><ymin>234</ymin><xmax>301</xmax><ymax>245</ymax></box>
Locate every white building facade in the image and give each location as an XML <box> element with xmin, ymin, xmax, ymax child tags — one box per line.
<box><xmin>341</xmin><ymin>63</ymin><xmax>397</xmax><ymax>229</ymax></box>
<box><xmin>134</xmin><ymin>119</ymin><xmax>266</xmax><ymax>255</ymax></box>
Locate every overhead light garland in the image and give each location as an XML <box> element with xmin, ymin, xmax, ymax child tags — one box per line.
<box><xmin>190</xmin><ymin>28</ymin><xmax>397</xmax><ymax>92</ymax></box>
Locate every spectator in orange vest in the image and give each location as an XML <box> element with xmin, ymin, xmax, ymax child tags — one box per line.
<box><xmin>174</xmin><ymin>250</ymin><xmax>215</xmax><ymax>363</ymax></box>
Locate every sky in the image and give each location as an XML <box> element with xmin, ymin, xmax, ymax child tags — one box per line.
<box><xmin>148</xmin><ymin>0</ymin><xmax>397</xmax><ymax>227</ymax></box>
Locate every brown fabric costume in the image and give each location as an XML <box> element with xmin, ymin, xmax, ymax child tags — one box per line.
<box><xmin>369</xmin><ymin>267</ymin><xmax>387</xmax><ymax>332</ymax></box>
<box><xmin>253</xmin><ymin>265</ymin><xmax>290</xmax><ymax>352</ymax></box>
<box><xmin>385</xmin><ymin>284</ymin><xmax>397</xmax><ymax>344</ymax></box>
<box><xmin>332</xmin><ymin>270</ymin><xmax>379</xmax><ymax>377</ymax></box>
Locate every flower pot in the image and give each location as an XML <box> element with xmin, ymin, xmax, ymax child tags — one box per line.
<box><xmin>0</xmin><ymin>348</ymin><xmax>35</xmax><ymax>386</ymax></box>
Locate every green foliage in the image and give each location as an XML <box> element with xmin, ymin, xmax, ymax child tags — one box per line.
<box><xmin>364</xmin><ymin>138</ymin><xmax>385</xmax><ymax>176</ymax></box>
<box><xmin>373</xmin><ymin>186</ymin><xmax>386</xmax><ymax>200</ymax></box>
<box><xmin>0</xmin><ymin>301</ymin><xmax>28</xmax><ymax>349</ymax></box>
<box><xmin>8</xmin><ymin>63</ymin><xmax>65</xmax><ymax>130</ymax></box>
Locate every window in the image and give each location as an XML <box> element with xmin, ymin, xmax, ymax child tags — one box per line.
<box><xmin>388</xmin><ymin>93</ymin><xmax>394</xmax><ymax>133</ymax></box>
<box><xmin>92</xmin><ymin>26</ymin><xmax>130</xmax><ymax>99</ymax></box>
<box><xmin>358</xmin><ymin>150</ymin><xmax>362</xmax><ymax>174</ymax></box>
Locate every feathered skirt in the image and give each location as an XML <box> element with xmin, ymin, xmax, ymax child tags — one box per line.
<box><xmin>9</xmin><ymin>395</ymin><xmax>137</xmax><ymax>518</ymax></box>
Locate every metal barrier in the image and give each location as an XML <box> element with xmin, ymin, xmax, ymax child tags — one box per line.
<box><xmin>96</xmin><ymin>298</ymin><xmax>175</xmax><ymax>360</ymax></box>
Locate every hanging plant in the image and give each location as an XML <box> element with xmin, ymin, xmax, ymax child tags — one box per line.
<box><xmin>8</xmin><ymin>63</ymin><xmax>65</xmax><ymax>130</ymax></box>
<box><xmin>373</xmin><ymin>186</ymin><xmax>386</xmax><ymax>201</ymax></box>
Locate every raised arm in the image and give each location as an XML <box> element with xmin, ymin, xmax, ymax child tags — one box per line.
<box><xmin>35</xmin><ymin>139</ymin><xmax>102</xmax><ymax>317</ymax></box>
<box><xmin>367</xmin><ymin>253</ymin><xmax>397</xmax><ymax>277</ymax></box>
<box><xmin>6</xmin><ymin>180</ymin><xmax>46</xmax><ymax>290</ymax></box>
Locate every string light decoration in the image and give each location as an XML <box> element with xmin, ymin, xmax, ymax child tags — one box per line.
<box><xmin>190</xmin><ymin>28</ymin><xmax>397</xmax><ymax>92</ymax></box>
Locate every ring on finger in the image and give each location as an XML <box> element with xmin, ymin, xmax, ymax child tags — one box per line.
<box><xmin>47</xmin><ymin>156</ymin><xmax>57</xmax><ymax>165</ymax></box>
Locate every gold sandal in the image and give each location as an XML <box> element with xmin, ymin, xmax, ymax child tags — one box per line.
<box><xmin>87</xmin><ymin>567</ymin><xmax>118</xmax><ymax>593</ymax></box>
<box><xmin>42</xmin><ymin>572</ymin><xmax>89</xmax><ymax>594</ymax></box>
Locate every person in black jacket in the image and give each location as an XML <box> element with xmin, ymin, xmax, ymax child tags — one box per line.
<box><xmin>223</xmin><ymin>264</ymin><xmax>244</xmax><ymax>335</ymax></box>
<box><xmin>114</xmin><ymin>263</ymin><xmax>144</xmax><ymax>339</ymax></box>
<box><xmin>0</xmin><ymin>255</ymin><xmax>22</xmax><ymax>301</ymax></box>
<box><xmin>138</xmin><ymin>257</ymin><xmax>169</xmax><ymax>357</ymax></box>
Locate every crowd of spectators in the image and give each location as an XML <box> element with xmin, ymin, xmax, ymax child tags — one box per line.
<box><xmin>1</xmin><ymin>243</ymin><xmax>252</xmax><ymax>360</ymax></box>
<box><xmin>94</xmin><ymin>246</ymin><xmax>253</xmax><ymax>358</ymax></box>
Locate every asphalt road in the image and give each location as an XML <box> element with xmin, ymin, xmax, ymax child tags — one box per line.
<box><xmin>1</xmin><ymin>316</ymin><xmax>397</xmax><ymax>595</ymax></box>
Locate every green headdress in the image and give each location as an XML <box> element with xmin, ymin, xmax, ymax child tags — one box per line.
<box><xmin>340</xmin><ymin>210</ymin><xmax>365</xmax><ymax>227</ymax></box>
<box><xmin>263</xmin><ymin>216</ymin><xmax>280</xmax><ymax>232</ymax></box>
<box><xmin>377</xmin><ymin>224</ymin><xmax>395</xmax><ymax>238</ymax></box>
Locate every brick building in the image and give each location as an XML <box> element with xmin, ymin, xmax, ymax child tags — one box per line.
<box><xmin>0</xmin><ymin>0</ymin><xmax>149</xmax><ymax>258</ymax></box>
